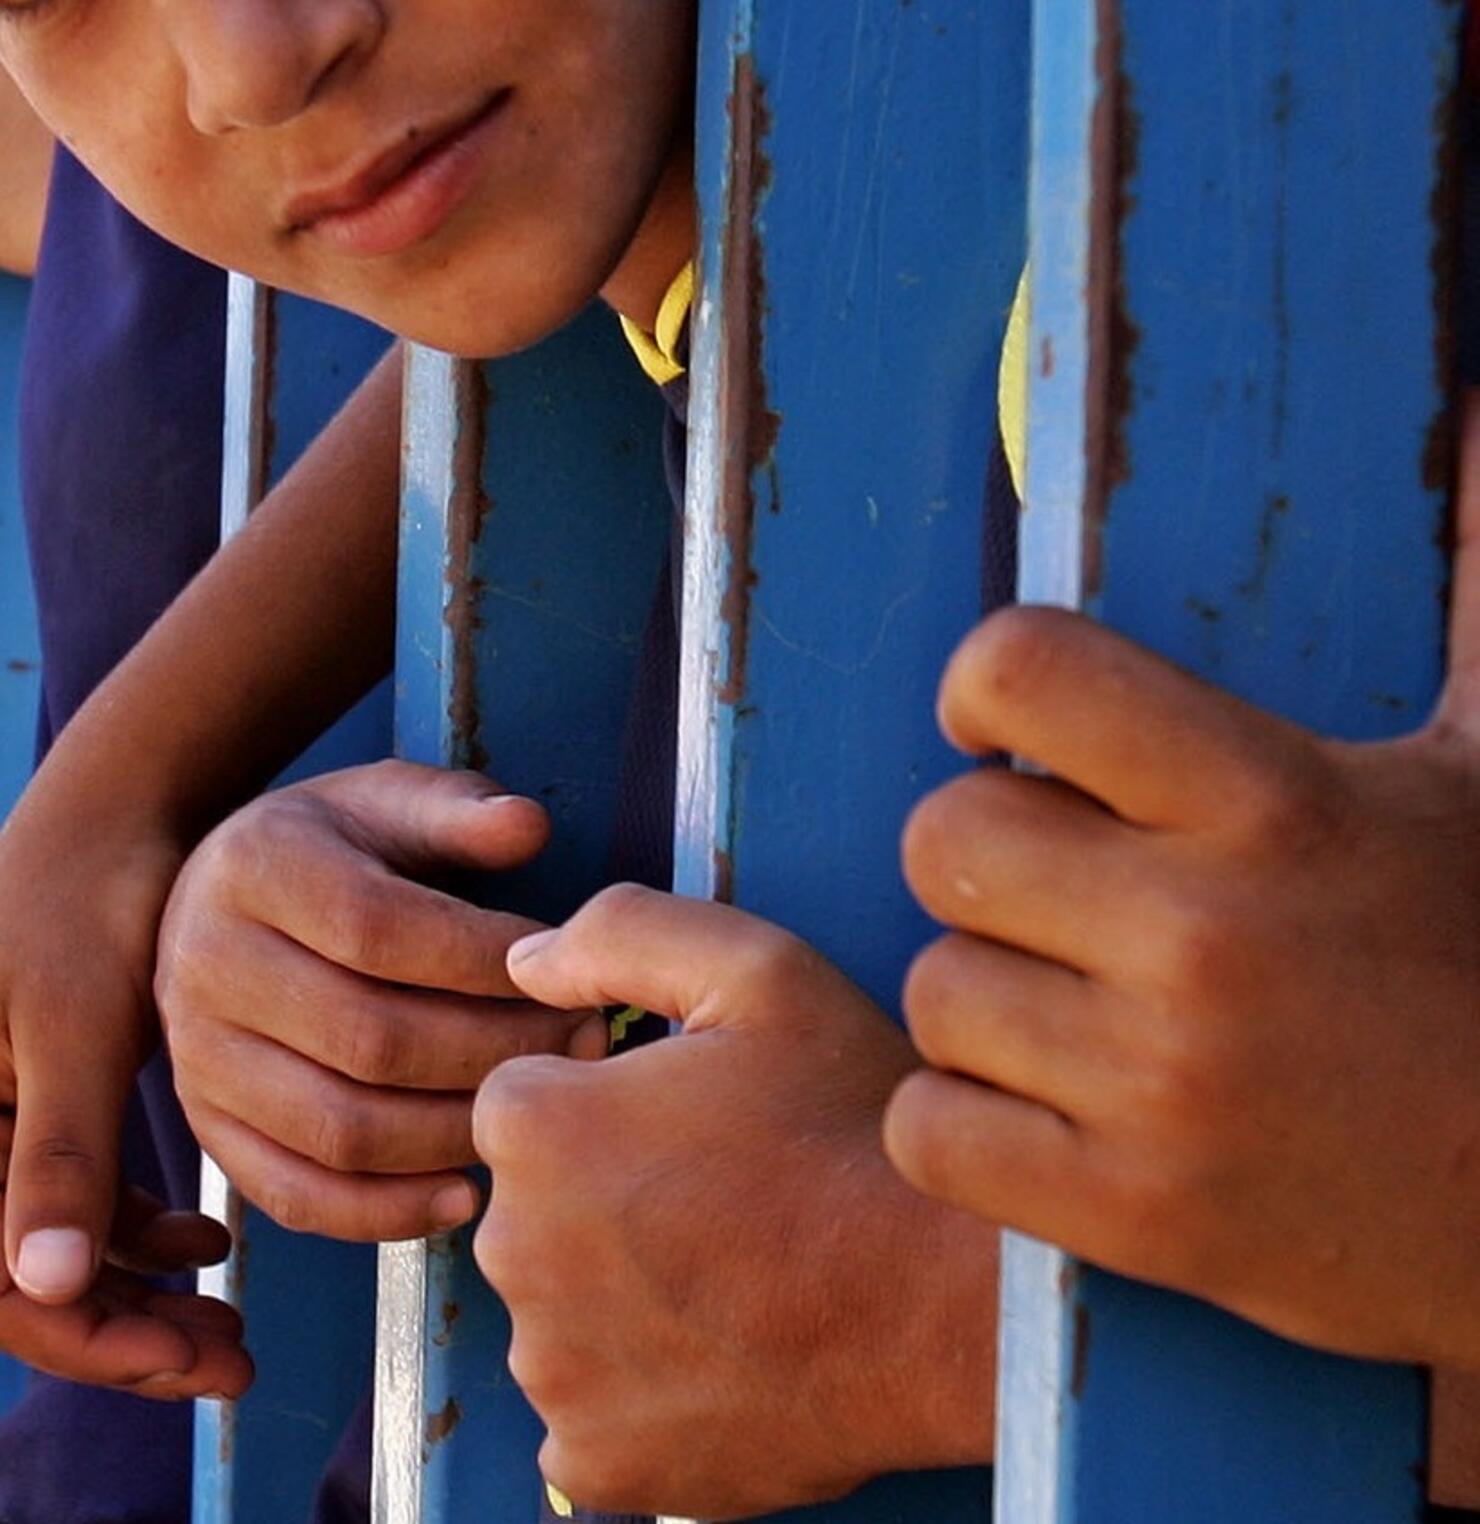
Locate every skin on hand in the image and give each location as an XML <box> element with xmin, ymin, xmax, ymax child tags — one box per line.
<box><xmin>0</xmin><ymin>1114</ymin><xmax>251</xmax><ymax>1401</ymax></box>
<box><xmin>156</xmin><ymin>760</ymin><xmax>607</xmax><ymax>1244</ymax></box>
<box><xmin>0</xmin><ymin>0</ymin><xmax>696</xmax><ymax>354</ymax></box>
<box><xmin>476</xmin><ymin>884</ymin><xmax>999</xmax><ymax>1522</ymax></box>
<box><xmin>885</xmin><ymin>396</ymin><xmax>1480</xmax><ymax>1377</ymax></box>
<box><xmin>0</xmin><ymin>783</ymin><xmax>253</xmax><ymax>1395</ymax></box>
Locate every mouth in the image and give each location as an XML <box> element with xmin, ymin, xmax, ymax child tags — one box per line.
<box><xmin>284</xmin><ymin>89</ymin><xmax>514</xmax><ymax>259</ymax></box>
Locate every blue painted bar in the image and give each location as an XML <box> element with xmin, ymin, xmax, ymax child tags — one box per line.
<box><xmin>0</xmin><ymin>275</ymin><xmax>40</xmax><ymax>819</ymax></box>
<box><xmin>1000</xmin><ymin>0</ymin><xmax>1455</xmax><ymax>1518</ymax></box>
<box><xmin>378</xmin><ymin>314</ymin><xmax>670</xmax><ymax>1522</ymax></box>
<box><xmin>0</xmin><ymin>272</ymin><xmax>38</xmax><ymax>1419</ymax></box>
<box><xmin>679</xmin><ymin>3</ymin><xmax>1025</xmax><ymax>1519</ymax></box>
<box><xmin>195</xmin><ymin>284</ymin><xmax>392</xmax><ymax>1524</ymax></box>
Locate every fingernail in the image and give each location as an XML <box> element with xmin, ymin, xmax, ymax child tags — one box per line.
<box><xmin>506</xmin><ymin>929</ymin><xmax>557</xmax><ymax>968</ymax></box>
<box><xmin>136</xmin><ymin>1371</ymin><xmax>191</xmax><ymax>1394</ymax></box>
<box><xmin>15</xmin><ymin>1228</ymin><xmax>92</xmax><ymax>1300</ymax></box>
<box><xmin>431</xmin><ymin>1182</ymin><xmax>479</xmax><ymax>1231</ymax></box>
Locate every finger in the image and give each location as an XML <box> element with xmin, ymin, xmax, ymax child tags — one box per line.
<box><xmin>902</xmin><ymin>769</ymin><xmax>1164</xmax><ymax>976</ymax></box>
<box><xmin>0</xmin><ymin>1268</ymin><xmax>249</xmax><ymax>1394</ymax></box>
<box><xmin>188</xmin><ymin>822</ymin><xmax>548</xmax><ymax>999</ymax></box>
<box><xmin>903</xmin><ymin>933</ymin><xmax>1120</xmax><ymax>1116</ymax></box>
<box><xmin>506</xmin><ymin>884</ymin><xmax>860</xmax><ymax>1033</ymax></box>
<box><xmin>105</xmin><ymin>1188</ymin><xmax>232</xmax><ymax>1276</ymax></box>
<box><xmin>1439</xmin><ymin>389</ymin><xmax>1480</xmax><ymax>732</ymax></box>
<box><xmin>192</xmin><ymin>1102</ymin><xmax>481</xmax><ymax>1242</ymax></box>
<box><xmin>330</xmin><ymin>761</ymin><xmax>552</xmax><ymax>874</ymax></box>
<box><xmin>141</xmin><ymin>1291</ymin><xmax>245</xmax><ymax>1343</ymax></box>
<box><xmin>883</xmin><ymin>1069</ymin><xmax>1095</xmax><ymax>1243</ymax></box>
<box><xmin>181</xmin><ymin>1027</ymin><xmax>478</xmax><ymax>1175</ymax></box>
<box><xmin>938</xmin><ymin>607</ymin><xmax>1315</xmax><ymax>830</ymax></box>
<box><xmin>5</xmin><ymin>1010</ymin><xmax>136</xmax><ymax>1304</ymax></box>
<box><xmin>189</xmin><ymin>921</ymin><xmax>600</xmax><ymax>1089</ymax></box>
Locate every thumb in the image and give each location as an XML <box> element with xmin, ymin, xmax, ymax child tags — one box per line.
<box><xmin>330</xmin><ymin>762</ymin><xmax>551</xmax><ymax>875</ymax></box>
<box><xmin>1439</xmin><ymin>388</ymin><xmax>1480</xmax><ymax>733</ymax></box>
<box><xmin>4</xmin><ymin>1015</ymin><xmax>133</xmax><ymax>1305</ymax></box>
<box><xmin>505</xmin><ymin>883</ymin><xmax>846</xmax><ymax>1036</ymax></box>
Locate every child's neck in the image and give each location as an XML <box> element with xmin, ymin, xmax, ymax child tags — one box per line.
<box><xmin>600</xmin><ymin>145</ymin><xmax>696</xmax><ymax>332</ymax></box>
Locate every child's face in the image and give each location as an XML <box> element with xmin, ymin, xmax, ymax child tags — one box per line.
<box><xmin>2</xmin><ymin>0</ymin><xmax>695</xmax><ymax>354</ymax></box>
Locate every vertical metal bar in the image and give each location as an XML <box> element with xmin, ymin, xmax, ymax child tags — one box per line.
<box><xmin>380</xmin><ymin>316</ymin><xmax>671</xmax><ymax>1522</ymax></box>
<box><xmin>196</xmin><ymin>282</ymin><xmax>390</xmax><ymax>1523</ymax></box>
<box><xmin>682</xmin><ymin>2</ymin><xmax>1025</xmax><ymax>1519</ymax></box>
<box><xmin>998</xmin><ymin>0</ymin><xmax>1455</xmax><ymax>1518</ymax></box>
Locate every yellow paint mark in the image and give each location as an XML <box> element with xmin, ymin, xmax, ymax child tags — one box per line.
<box><xmin>608</xmin><ymin>1005</ymin><xmax>649</xmax><ymax>1044</ymax></box>
<box><xmin>546</xmin><ymin>1481</ymin><xmax>575</xmax><ymax>1518</ymax></box>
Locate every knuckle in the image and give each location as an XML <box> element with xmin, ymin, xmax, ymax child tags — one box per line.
<box><xmin>1156</xmin><ymin>896</ymin><xmax>1239</xmax><ymax>1000</ymax></box>
<box><xmin>472</xmin><ymin>1056</ymin><xmax>565</xmax><ymax>1167</ymax></box>
<box><xmin>320</xmin><ymin>879</ymin><xmax>398</xmax><ymax>969</ymax></box>
<box><xmin>576</xmin><ymin>881</ymin><xmax>656</xmax><ymax>941</ymax></box>
<box><xmin>252</xmin><ymin>1180</ymin><xmax>315</xmax><ymax>1235</ymax></box>
<box><xmin>307</xmin><ymin>1098</ymin><xmax>376</xmax><ymax>1173</ymax></box>
<box><xmin>959</xmin><ymin>606</ymin><xmax>1075</xmax><ymax>713</ymax></box>
<box><xmin>506</xmin><ymin>1329</ymin><xmax>566</xmax><ymax>1411</ymax></box>
<box><xmin>472</xmin><ymin>1208</ymin><xmax>520</xmax><ymax>1298</ymax></box>
<box><xmin>338</xmin><ymin>1005</ymin><xmax>410</xmax><ymax>1086</ymax></box>
<box><xmin>545</xmin><ymin>1444</ymin><xmax>647</xmax><ymax>1518</ymax></box>
<box><xmin>1227</xmin><ymin>744</ymin><xmax>1343</xmax><ymax>858</ymax></box>
<box><xmin>19</xmin><ymin>1135</ymin><xmax>98</xmax><ymax>1176</ymax></box>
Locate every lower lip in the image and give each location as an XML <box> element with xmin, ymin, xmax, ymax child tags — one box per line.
<box><xmin>305</xmin><ymin>93</ymin><xmax>512</xmax><ymax>259</ymax></box>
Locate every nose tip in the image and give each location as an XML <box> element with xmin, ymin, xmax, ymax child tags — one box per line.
<box><xmin>173</xmin><ymin>1</ymin><xmax>381</xmax><ymax>135</ymax></box>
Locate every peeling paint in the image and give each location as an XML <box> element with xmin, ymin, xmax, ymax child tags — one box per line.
<box><xmin>1084</xmin><ymin>0</ymin><xmax>1141</xmax><ymax>598</ymax></box>
<box><xmin>1070</xmin><ymin>1302</ymin><xmax>1092</xmax><ymax>1399</ymax></box>
<box><xmin>425</xmin><ymin>1396</ymin><xmax>462</xmax><ymax>1447</ymax></box>
<box><xmin>443</xmin><ymin>365</ymin><xmax>492</xmax><ymax>772</ymax></box>
<box><xmin>715</xmin><ymin>53</ymin><xmax>781</xmax><ymax>710</ymax></box>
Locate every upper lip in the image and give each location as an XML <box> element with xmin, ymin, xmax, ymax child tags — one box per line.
<box><xmin>282</xmin><ymin>94</ymin><xmax>504</xmax><ymax>232</ymax></box>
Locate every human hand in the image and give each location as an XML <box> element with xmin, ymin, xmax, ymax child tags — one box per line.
<box><xmin>157</xmin><ymin>761</ymin><xmax>608</xmax><ymax>1244</ymax></box>
<box><xmin>474</xmin><ymin>885</ymin><xmax>999</xmax><ymax>1521</ymax></box>
<box><xmin>884</xmin><ymin>399</ymin><xmax>1480</xmax><ymax>1371</ymax></box>
<box><xmin>0</xmin><ymin>772</ymin><xmax>251</xmax><ymax>1392</ymax></box>
<box><xmin>0</xmin><ymin>1110</ymin><xmax>251</xmax><ymax>1400</ymax></box>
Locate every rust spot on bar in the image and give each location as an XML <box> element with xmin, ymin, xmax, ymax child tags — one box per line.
<box><xmin>715</xmin><ymin>53</ymin><xmax>781</xmax><ymax>710</ymax></box>
<box><xmin>1426</xmin><ymin>15</ymin><xmax>1463</xmax><ymax>526</ymax></box>
<box><xmin>712</xmin><ymin>847</ymin><xmax>735</xmax><ymax>906</ymax></box>
<box><xmin>1069</xmin><ymin>1302</ymin><xmax>1092</xmax><ymax>1398</ymax></box>
<box><xmin>443</xmin><ymin>364</ymin><xmax>492</xmax><ymax>772</ymax></box>
<box><xmin>1083</xmin><ymin>0</ymin><xmax>1140</xmax><ymax>598</ymax></box>
<box><xmin>425</xmin><ymin>1397</ymin><xmax>462</xmax><ymax>1447</ymax></box>
<box><xmin>1040</xmin><ymin>335</ymin><xmax>1055</xmax><ymax>380</ymax></box>
<box><xmin>433</xmin><ymin>1299</ymin><xmax>461</xmax><ymax>1348</ymax></box>
<box><xmin>5</xmin><ymin>660</ymin><xmax>35</xmax><ymax>674</ymax></box>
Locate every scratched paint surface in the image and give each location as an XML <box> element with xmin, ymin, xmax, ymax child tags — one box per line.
<box><xmin>1004</xmin><ymin>0</ymin><xmax>1454</xmax><ymax>1519</ymax></box>
<box><xmin>677</xmin><ymin>3</ymin><xmax>1025</xmax><ymax>1520</ymax></box>
<box><xmin>194</xmin><ymin>292</ymin><xmax>391</xmax><ymax>1524</ymax></box>
<box><xmin>0</xmin><ymin>275</ymin><xmax>36</xmax><ymax>1418</ymax></box>
<box><xmin>383</xmin><ymin>310</ymin><xmax>669</xmax><ymax>1523</ymax></box>
<box><xmin>0</xmin><ymin>276</ymin><xmax>39</xmax><ymax>825</ymax></box>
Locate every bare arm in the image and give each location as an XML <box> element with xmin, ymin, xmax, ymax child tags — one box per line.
<box><xmin>0</xmin><ymin>69</ymin><xmax>52</xmax><ymax>277</ymax></box>
<box><xmin>18</xmin><ymin>341</ymin><xmax>403</xmax><ymax>845</ymax></box>
<box><xmin>0</xmin><ymin>344</ymin><xmax>403</xmax><ymax>1377</ymax></box>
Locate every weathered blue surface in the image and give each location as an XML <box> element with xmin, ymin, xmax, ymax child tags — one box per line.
<box><xmin>1003</xmin><ymin>0</ymin><xmax>1454</xmax><ymax>1518</ymax></box>
<box><xmin>0</xmin><ymin>276</ymin><xmax>40</xmax><ymax>821</ymax></box>
<box><xmin>382</xmin><ymin>312</ymin><xmax>670</xmax><ymax>1522</ymax></box>
<box><xmin>194</xmin><ymin>292</ymin><xmax>391</xmax><ymax>1524</ymax></box>
<box><xmin>677</xmin><ymin>3</ymin><xmax>1025</xmax><ymax>1520</ymax></box>
<box><xmin>0</xmin><ymin>273</ymin><xmax>37</xmax><ymax>1419</ymax></box>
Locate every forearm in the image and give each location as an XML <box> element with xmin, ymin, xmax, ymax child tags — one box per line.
<box><xmin>10</xmin><ymin>343</ymin><xmax>404</xmax><ymax>852</ymax></box>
